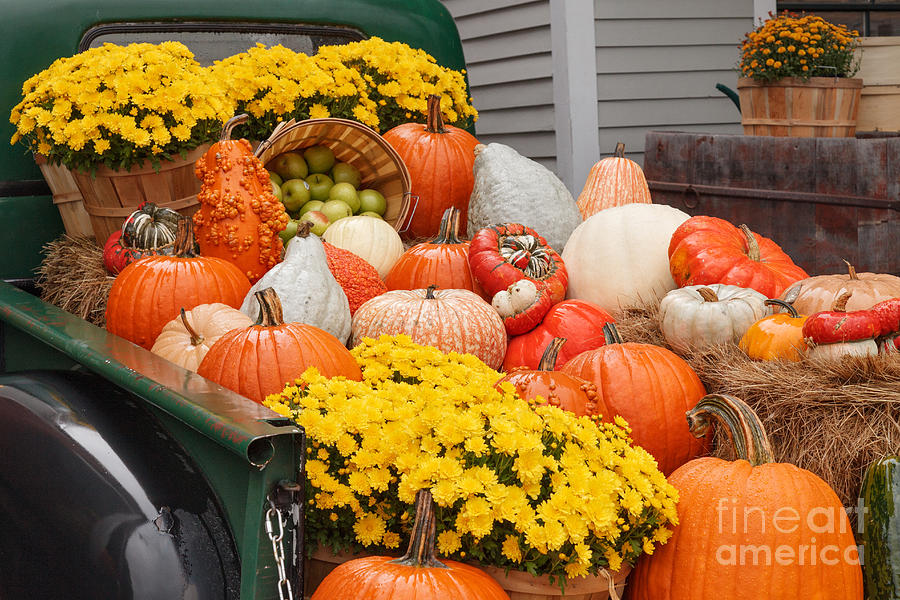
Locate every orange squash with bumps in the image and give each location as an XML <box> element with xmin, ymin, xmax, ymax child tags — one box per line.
<box><xmin>192</xmin><ymin>114</ymin><xmax>290</xmax><ymax>283</ymax></box>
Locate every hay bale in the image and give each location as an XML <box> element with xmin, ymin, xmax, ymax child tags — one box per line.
<box><xmin>36</xmin><ymin>235</ymin><xmax>113</xmax><ymax>327</ymax></box>
<box><xmin>614</xmin><ymin>299</ymin><xmax>900</xmax><ymax>506</ymax></box>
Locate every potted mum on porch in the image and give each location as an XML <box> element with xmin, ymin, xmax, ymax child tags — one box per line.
<box><xmin>264</xmin><ymin>334</ymin><xmax>680</xmax><ymax>599</ymax></box>
<box><xmin>736</xmin><ymin>11</ymin><xmax>862</xmax><ymax>137</ymax></box>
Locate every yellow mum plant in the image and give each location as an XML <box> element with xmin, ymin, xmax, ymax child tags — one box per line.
<box><xmin>9</xmin><ymin>42</ymin><xmax>233</xmax><ymax>173</ymax></box>
<box><xmin>740</xmin><ymin>11</ymin><xmax>860</xmax><ymax>82</ymax></box>
<box><xmin>264</xmin><ymin>334</ymin><xmax>678</xmax><ymax>586</ymax></box>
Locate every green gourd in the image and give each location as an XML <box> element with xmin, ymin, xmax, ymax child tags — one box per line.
<box><xmin>861</xmin><ymin>456</ymin><xmax>900</xmax><ymax>600</ymax></box>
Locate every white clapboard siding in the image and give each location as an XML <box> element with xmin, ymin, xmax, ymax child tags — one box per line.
<box><xmin>595</xmin><ymin>0</ymin><xmax>752</xmax><ymax>165</ymax></box>
<box><xmin>442</xmin><ymin>0</ymin><xmax>558</xmax><ymax>171</ymax></box>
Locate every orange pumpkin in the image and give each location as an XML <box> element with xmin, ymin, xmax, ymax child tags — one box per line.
<box><xmin>192</xmin><ymin>114</ymin><xmax>290</xmax><ymax>283</ymax></box>
<box><xmin>311</xmin><ymin>489</ymin><xmax>510</xmax><ymax>600</ymax></box>
<box><xmin>497</xmin><ymin>338</ymin><xmax>604</xmax><ymax>417</ymax></box>
<box><xmin>778</xmin><ymin>260</ymin><xmax>900</xmax><ymax>314</ymax></box>
<box><xmin>739</xmin><ymin>299</ymin><xmax>808</xmax><ymax>361</ymax></box>
<box><xmin>629</xmin><ymin>394</ymin><xmax>864</xmax><ymax>600</ymax></box>
<box><xmin>576</xmin><ymin>142</ymin><xmax>652</xmax><ymax>219</ymax></box>
<box><xmin>385</xmin><ymin>207</ymin><xmax>484</xmax><ymax>298</ymax></box>
<box><xmin>668</xmin><ymin>215</ymin><xmax>808</xmax><ymax>298</ymax></box>
<box><xmin>382</xmin><ymin>95</ymin><xmax>480</xmax><ymax>239</ymax></box>
<box><xmin>105</xmin><ymin>218</ymin><xmax>251</xmax><ymax>350</ymax></box>
<box><xmin>350</xmin><ymin>286</ymin><xmax>507</xmax><ymax>370</ymax></box>
<box><xmin>561</xmin><ymin>323</ymin><xmax>709</xmax><ymax>475</ymax></box>
<box><xmin>323</xmin><ymin>242</ymin><xmax>387</xmax><ymax>315</ymax></box>
<box><xmin>197</xmin><ymin>287</ymin><xmax>362</xmax><ymax>404</ymax></box>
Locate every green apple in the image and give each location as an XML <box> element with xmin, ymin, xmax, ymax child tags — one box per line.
<box><xmin>303</xmin><ymin>145</ymin><xmax>336</xmax><ymax>174</ymax></box>
<box><xmin>279</xmin><ymin>219</ymin><xmax>299</xmax><ymax>244</ymax></box>
<box><xmin>268</xmin><ymin>151</ymin><xmax>308</xmax><ymax>181</ymax></box>
<box><xmin>320</xmin><ymin>199</ymin><xmax>353</xmax><ymax>224</ymax></box>
<box><xmin>268</xmin><ymin>170</ymin><xmax>283</xmax><ymax>186</ymax></box>
<box><xmin>328</xmin><ymin>182</ymin><xmax>360</xmax><ymax>213</ymax></box>
<box><xmin>298</xmin><ymin>200</ymin><xmax>325</xmax><ymax>217</ymax></box>
<box><xmin>358</xmin><ymin>189</ymin><xmax>387</xmax><ymax>216</ymax></box>
<box><xmin>280</xmin><ymin>178</ymin><xmax>311</xmax><ymax>213</ymax></box>
<box><xmin>358</xmin><ymin>211</ymin><xmax>383</xmax><ymax>219</ymax></box>
<box><xmin>331</xmin><ymin>161</ymin><xmax>362</xmax><ymax>188</ymax></box>
<box><xmin>306</xmin><ymin>173</ymin><xmax>334</xmax><ymax>202</ymax></box>
<box><xmin>298</xmin><ymin>211</ymin><xmax>330</xmax><ymax>237</ymax></box>
<box><xmin>271</xmin><ymin>180</ymin><xmax>283</xmax><ymax>203</ymax></box>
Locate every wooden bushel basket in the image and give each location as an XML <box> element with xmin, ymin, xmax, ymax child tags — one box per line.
<box><xmin>33</xmin><ymin>154</ymin><xmax>93</xmax><ymax>238</ymax></box>
<box><xmin>69</xmin><ymin>144</ymin><xmax>209</xmax><ymax>242</ymax></box>
<box><xmin>255</xmin><ymin>118</ymin><xmax>413</xmax><ymax>232</ymax></box>
<box><xmin>737</xmin><ymin>76</ymin><xmax>862</xmax><ymax>137</ymax></box>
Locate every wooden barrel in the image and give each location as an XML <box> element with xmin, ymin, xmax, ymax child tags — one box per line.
<box><xmin>33</xmin><ymin>154</ymin><xmax>93</xmax><ymax>238</ymax></box>
<box><xmin>856</xmin><ymin>36</ymin><xmax>900</xmax><ymax>133</ymax></box>
<box><xmin>70</xmin><ymin>144</ymin><xmax>209</xmax><ymax>242</ymax></box>
<box><xmin>737</xmin><ymin>76</ymin><xmax>862</xmax><ymax>137</ymax></box>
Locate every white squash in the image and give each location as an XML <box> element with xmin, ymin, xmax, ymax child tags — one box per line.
<box><xmin>562</xmin><ymin>203</ymin><xmax>690</xmax><ymax>316</ymax></box>
<box><xmin>806</xmin><ymin>339</ymin><xmax>878</xmax><ymax>360</ymax></box>
<box><xmin>659</xmin><ymin>284</ymin><xmax>770</xmax><ymax>353</ymax></box>
<box><xmin>240</xmin><ymin>225</ymin><xmax>351</xmax><ymax>343</ymax></box>
<box><xmin>322</xmin><ymin>215</ymin><xmax>404</xmax><ymax>278</ymax></box>
<box><xmin>466</xmin><ymin>143</ymin><xmax>581</xmax><ymax>252</ymax></box>
<box><xmin>151</xmin><ymin>303</ymin><xmax>253</xmax><ymax>371</ymax></box>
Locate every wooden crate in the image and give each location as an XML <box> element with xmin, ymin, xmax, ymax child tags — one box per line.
<box><xmin>643</xmin><ymin>131</ymin><xmax>900</xmax><ymax>276</ymax></box>
<box><xmin>856</xmin><ymin>36</ymin><xmax>900</xmax><ymax>133</ymax></box>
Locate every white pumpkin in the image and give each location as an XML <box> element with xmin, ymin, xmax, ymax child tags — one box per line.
<box><xmin>562</xmin><ymin>203</ymin><xmax>690</xmax><ymax>316</ymax></box>
<box><xmin>240</xmin><ymin>225</ymin><xmax>351</xmax><ymax>343</ymax></box>
<box><xmin>659</xmin><ymin>284</ymin><xmax>770</xmax><ymax>353</ymax></box>
<box><xmin>151</xmin><ymin>303</ymin><xmax>253</xmax><ymax>371</ymax></box>
<box><xmin>467</xmin><ymin>143</ymin><xmax>582</xmax><ymax>252</ymax></box>
<box><xmin>322</xmin><ymin>215</ymin><xmax>404</xmax><ymax>278</ymax></box>
<box><xmin>806</xmin><ymin>339</ymin><xmax>879</xmax><ymax>360</ymax></box>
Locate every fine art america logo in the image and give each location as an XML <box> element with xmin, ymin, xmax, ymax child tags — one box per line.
<box><xmin>715</xmin><ymin>497</ymin><xmax>864</xmax><ymax>566</ymax></box>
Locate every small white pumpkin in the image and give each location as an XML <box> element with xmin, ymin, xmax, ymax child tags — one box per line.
<box><xmin>562</xmin><ymin>203</ymin><xmax>690</xmax><ymax>316</ymax></box>
<box><xmin>491</xmin><ymin>279</ymin><xmax>540</xmax><ymax>317</ymax></box>
<box><xmin>659</xmin><ymin>284</ymin><xmax>770</xmax><ymax>353</ymax></box>
<box><xmin>322</xmin><ymin>215</ymin><xmax>404</xmax><ymax>278</ymax></box>
<box><xmin>467</xmin><ymin>143</ymin><xmax>582</xmax><ymax>252</ymax></box>
<box><xmin>151</xmin><ymin>304</ymin><xmax>253</xmax><ymax>371</ymax></box>
<box><xmin>806</xmin><ymin>339</ymin><xmax>879</xmax><ymax>360</ymax></box>
<box><xmin>240</xmin><ymin>224</ymin><xmax>351</xmax><ymax>343</ymax></box>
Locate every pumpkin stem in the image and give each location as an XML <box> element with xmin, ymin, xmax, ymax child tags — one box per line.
<box><xmin>739</xmin><ymin>224</ymin><xmax>761</xmax><ymax>262</ymax></box>
<box><xmin>764</xmin><ymin>298</ymin><xmax>799</xmax><ymax>318</ymax></box>
<box><xmin>173</xmin><ymin>217</ymin><xmax>198</xmax><ymax>258</ymax></box>
<box><xmin>295</xmin><ymin>220</ymin><xmax>313</xmax><ymax>239</ymax></box>
<box><xmin>686</xmin><ymin>393</ymin><xmax>775</xmax><ymax>466</ymax></box>
<box><xmin>425</xmin><ymin>285</ymin><xmax>438</xmax><ymax>299</ymax></box>
<box><xmin>832</xmin><ymin>290</ymin><xmax>853</xmax><ymax>312</ymax></box>
<box><xmin>254</xmin><ymin>287</ymin><xmax>285</xmax><ymax>327</ymax></box>
<box><xmin>697</xmin><ymin>287</ymin><xmax>719</xmax><ymax>302</ymax></box>
<box><xmin>221</xmin><ymin>114</ymin><xmax>249</xmax><ymax>142</ymax></box>
<box><xmin>424</xmin><ymin>95</ymin><xmax>446</xmax><ymax>134</ymax></box>
<box><xmin>391</xmin><ymin>489</ymin><xmax>449</xmax><ymax>569</ymax></box>
<box><xmin>602</xmin><ymin>322</ymin><xmax>624</xmax><ymax>345</ymax></box>
<box><xmin>613</xmin><ymin>142</ymin><xmax>626</xmax><ymax>158</ymax></box>
<box><xmin>843</xmin><ymin>259</ymin><xmax>859</xmax><ymax>280</ymax></box>
<box><xmin>433</xmin><ymin>207</ymin><xmax>463</xmax><ymax>244</ymax></box>
<box><xmin>538</xmin><ymin>338</ymin><xmax>567</xmax><ymax>371</ymax></box>
<box><xmin>180</xmin><ymin>308</ymin><xmax>204</xmax><ymax>346</ymax></box>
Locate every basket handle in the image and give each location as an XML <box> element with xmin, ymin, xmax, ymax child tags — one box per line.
<box><xmin>397</xmin><ymin>192</ymin><xmax>419</xmax><ymax>235</ymax></box>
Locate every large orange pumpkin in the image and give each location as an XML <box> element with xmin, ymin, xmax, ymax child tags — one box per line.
<box><xmin>576</xmin><ymin>142</ymin><xmax>652</xmax><ymax>219</ymax></box>
<box><xmin>192</xmin><ymin>114</ymin><xmax>290</xmax><ymax>283</ymax></box>
<box><xmin>197</xmin><ymin>287</ymin><xmax>362</xmax><ymax>404</ymax></box>
<box><xmin>497</xmin><ymin>338</ymin><xmax>604</xmax><ymax>417</ymax></box>
<box><xmin>778</xmin><ymin>260</ymin><xmax>900</xmax><ymax>314</ymax></box>
<box><xmin>561</xmin><ymin>323</ymin><xmax>709</xmax><ymax>475</ymax></box>
<box><xmin>382</xmin><ymin>95</ymin><xmax>480</xmax><ymax>239</ymax></box>
<box><xmin>350</xmin><ymin>286</ymin><xmax>507</xmax><ymax>370</ymax></box>
<box><xmin>105</xmin><ymin>218</ymin><xmax>251</xmax><ymax>350</ymax></box>
<box><xmin>311</xmin><ymin>489</ymin><xmax>510</xmax><ymax>600</ymax></box>
<box><xmin>629</xmin><ymin>393</ymin><xmax>864</xmax><ymax>600</ymax></box>
<box><xmin>668</xmin><ymin>215</ymin><xmax>808</xmax><ymax>298</ymax></box>
<box><xmin>384</xmin><ymin>207</ymin><xmax>483</xmax><ymax>297</ymax></box>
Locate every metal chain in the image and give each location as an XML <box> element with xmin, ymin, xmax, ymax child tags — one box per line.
<box><xmin>266</xmin><ymin>504</ymin><xmax>294</xmax><ymax>600</ymax></box>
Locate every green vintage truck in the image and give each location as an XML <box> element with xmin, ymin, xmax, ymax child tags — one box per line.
<box><xmin>0</xmin><ymin>2</ymin><xmax>466</xmax><ymax>598</ymax></box>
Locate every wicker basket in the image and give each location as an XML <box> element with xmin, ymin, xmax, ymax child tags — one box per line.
<box><xmin>255</xmin><ymin>118</ymin><xmax>413</xmax><ymax>232</ymax></box>
<box><xmin>69</xmin><ymin>144</ymin><xmax>209</xmax><ymax>242</ymax></box>
<box><xmin>33</xmin><ymin>154</ymin><xmax>94</xmax><ymax>238</ymax></box>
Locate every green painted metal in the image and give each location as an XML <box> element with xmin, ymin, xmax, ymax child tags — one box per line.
<box><xmin>0</xmin><ymin>196</ymin><xmax>65</xmax><ymax>280</ymax></box>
